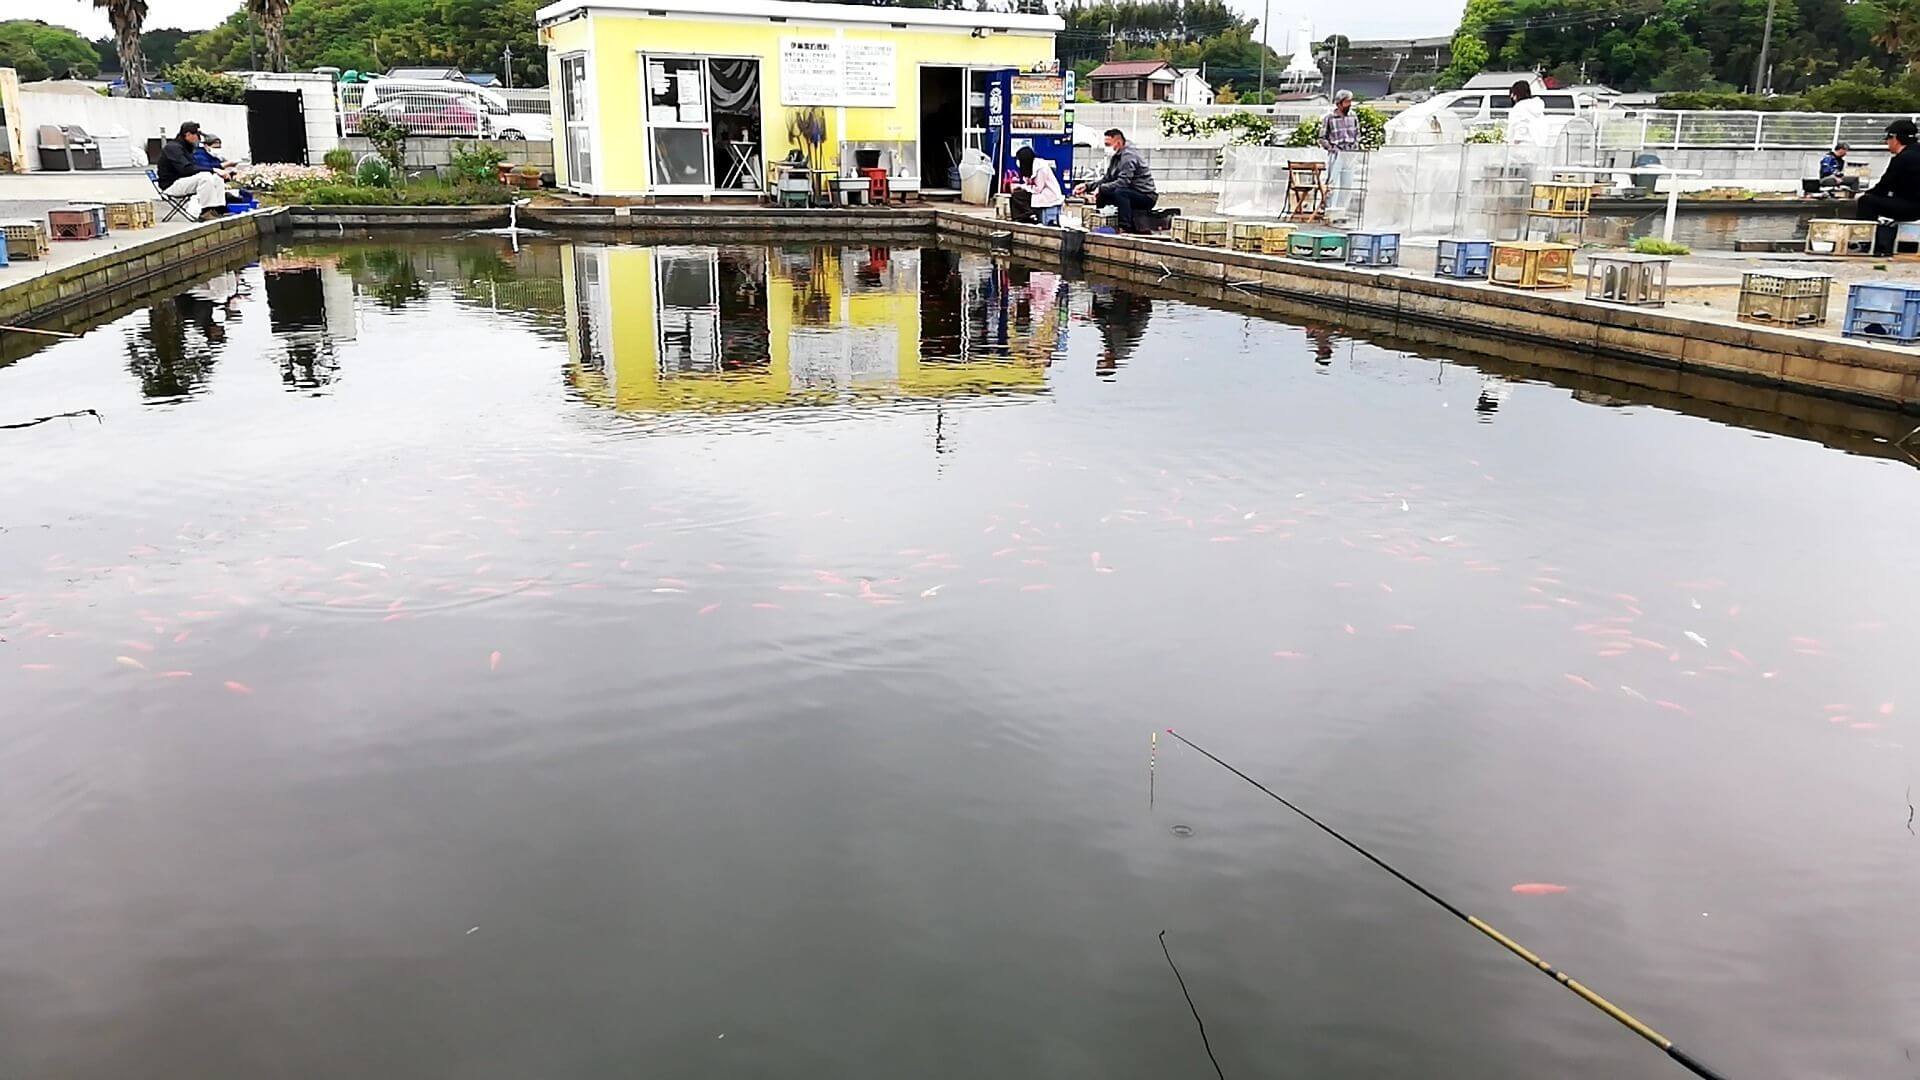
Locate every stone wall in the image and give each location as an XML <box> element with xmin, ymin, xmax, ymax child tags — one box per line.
<box><xmin>337</xmin><ymin>137</ymin><xmax>554</xmax><ymax>176</ymax></box>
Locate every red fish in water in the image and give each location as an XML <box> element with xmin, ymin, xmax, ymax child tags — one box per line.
<box><xmin>1510</xmin><ymin>883</ymin><xmax>1569</xmax><ymax>896</ymax></box>
<box><xmin>1564</xmin><ymin>674</ymin><xmax>1597</xmax><ymax>692</ymax></box>
<box><xmin>698</xmin><ymin>603</ymin><xmax>721</xmax><ymax>616</ymax></box>
<box><xmin>158</xmin><ymin>670</ymin><xmax>193</xmax><ymax>679</ymax></box>
<box><xmin>752</xmin><ymin>602</ymin><xmax>782</xmax><ymax>610</ymax></box>
<box><xmin>489</xmin><ymin>651</ymin><xmax>502</xmax><ymax>672</ymax></box>
<box><xmin>1880</xmin><ymin>702</ymin><xmax>1895</xmax><ymax>716</ymax></box>
<box><xmin>1021</xmin><ymin>584</ymin><xmax>1054</xmax><ymax>592</ymax></box>
<box><xmin>223</xmin><ymin>680</ymin><xmax>254</xmax><ymax>695</ymax></box>
<box><xmin>121</xmin><ymin>640</ymin><xmax>155</xmax><ymax>653</ymax></box>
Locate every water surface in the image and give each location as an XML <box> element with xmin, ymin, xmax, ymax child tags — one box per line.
<box><xmin>2</xmin><ymin>236</ymin><xmax>1916</xmax><ymax>1079</ymax></box>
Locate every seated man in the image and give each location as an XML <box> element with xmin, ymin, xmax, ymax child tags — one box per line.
<box><xmin>196</xmin><ymin>134</ymin><xmax>254</xmax><ymax>205</ymax></box>
<box><xmin>156</xmin><ymin>121</ymin><xmax>231</xmax><ymax>221</ymax></box>
<box><xmin>1072</xmin><ymin>128</ymin><xmax>1157</xmax><ymax>233</ymax></box>
<box><xmin>1857</xmin><ymin>119</ymin><xmax>1920</xmax><ymax>251</ymax></box>
<box><xmin>1818</xmin><ymin>142</ymin><xmax>1857</xmax><ymax>195</ymax></box>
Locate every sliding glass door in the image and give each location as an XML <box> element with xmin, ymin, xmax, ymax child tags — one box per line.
<box><xmin>559</xmin><ymin>53</ymin><xmax>593</xmax><ymax>187</ymax></box>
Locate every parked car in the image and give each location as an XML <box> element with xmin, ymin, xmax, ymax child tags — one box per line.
<box><xmin>362</xmin><ymin>78</ymin><xmax>552</xmax><ymax>141</ymax></box>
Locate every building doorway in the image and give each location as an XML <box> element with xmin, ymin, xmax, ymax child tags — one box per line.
<box><xmin>559</xmin><ymin>54</ymin><xmax>593</xmax><ymax>188</ymax></box>
<box><xmin>244</xmin><ymin>88</ymin><xmax>306</xmax><ymax>164</ymax></box>
<box><xmin>920</xmin><ymin>66</ymin><xmax>964</xmax><ymax>191</ymax></box>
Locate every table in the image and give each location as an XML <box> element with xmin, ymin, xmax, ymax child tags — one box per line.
<box><xmin>723</xmin><ymin>140</ymin><xmax>761</xmax><ymax>191</ymax></box>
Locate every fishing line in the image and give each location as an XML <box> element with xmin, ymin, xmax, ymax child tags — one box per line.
<box><xmin>1162</xmin><ymin>728</ymin><xmax>1730</xmax><ymax>1080</ymax></box>
<box><xmin>1158</xmin><ymin>930</ymin><xmax>1227</xmax><ymax>1080</ymax></box>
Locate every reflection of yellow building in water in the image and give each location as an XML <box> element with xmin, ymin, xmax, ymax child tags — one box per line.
<box><xmin>561</xmin><ymin>242</ymin><xmax>1066</xmax><ymax>413</ymax></box>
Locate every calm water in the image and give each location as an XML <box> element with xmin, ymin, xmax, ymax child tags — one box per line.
<box><xmin>2</xmin><ymin>237</ymin><xmax>1917</xmax><ymax>1079</ymax></box>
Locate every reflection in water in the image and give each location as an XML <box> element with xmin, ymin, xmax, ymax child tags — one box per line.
<box><xmin>562</xmin><ymin>242</ymin><xmax>1070</xmax><ymax>413</ymax></box>
<box><xmin>1088</xmin><ymin>284</ymin><xmax>1151</xmax><ymax>375</ymax></box>
<box><xmin>122</xmin><ymin>273</ymin><xmax>247</xmax><ymax>401</ymax></box>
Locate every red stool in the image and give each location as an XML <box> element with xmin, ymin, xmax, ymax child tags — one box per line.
<box><xmin>860</xmin><ymin>168</ymin><xmax>890</xmax><ymax>205</ymax></box>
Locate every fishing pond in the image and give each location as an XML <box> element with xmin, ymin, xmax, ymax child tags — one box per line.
<box><xmin>1</xmin><ymin>236</ymin><xmax>1915</xmax><ymax>1078</ymax></box>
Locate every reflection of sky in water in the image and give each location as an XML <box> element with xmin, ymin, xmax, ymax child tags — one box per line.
<box><xmin>1</xmin><ymin>237</ymin><xmax>1917</xmax><ymax>1080</ymax></box>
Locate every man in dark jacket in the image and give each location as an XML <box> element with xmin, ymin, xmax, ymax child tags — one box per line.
<box><xmin>1857</xmin><ymin>119</ymin><xmax>1920</xmax><ymax>252</ymax></box>
<box><xmin>1073</xmin><ymin>128</ymin><xmax>1157</xmax><ymax>233</ymax></box>
<box><xmin>156</xmin><ymin>122</ymin><xmax>230</xmax><ymax>221</ymax></box>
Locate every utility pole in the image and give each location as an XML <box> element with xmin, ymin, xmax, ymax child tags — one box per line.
<box><xmin>1753</xmin><ymin>0</ymin><xmax>1777</xmax><ymax>94</ymax></box>
<box><xmin>1257</xmin><ymin>0</ymin><xmax>1269</xmax><ymax>99</ymax></box>
<box><xmin>502</xmin><ymin>43</ymin><xmax>515</xmax><ymax>89</ymax></box>
<box><xmin>1328</xmin><ymin>35</ymin><xmax>1340</xmax><ymax>99</ymax></box>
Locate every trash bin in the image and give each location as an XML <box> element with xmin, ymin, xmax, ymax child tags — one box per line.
<box><xmin>958</xmin><ymin>147</ymin><xmax>992</xmax><ymax>206</ymax></box>
<box><xmin>1630</xmin><ymin>152</ymin><xmax>1662</xmax><ymax>198</ymax></box>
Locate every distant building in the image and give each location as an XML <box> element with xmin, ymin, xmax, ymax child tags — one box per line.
<box><xmin>1330</xmin><ymin>35</ymin><xmax>1451</xmax><ymax>97</ymax></box>
<box><xmin>1170</xmin><ymin>67</ymin><xmax>1213</xmax><ymax>105</ymax></box>
<box><xmin>463</xmin><ymin>72</ymin><xmax>502</xmax><ymax>87</ymax></box>
<box><xmin>1277</xmin><ymin>19</ymin><xmax>1323</xmax><ymax>95</ymax></box>
<box><xmin>1086</xmin><ymin>60</ymin><xmax>1179</xmax><ymax>103</ymax></box>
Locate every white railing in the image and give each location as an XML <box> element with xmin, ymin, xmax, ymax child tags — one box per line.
<box><xmin>1597</xmin><ymin>109</ymin><xmax>1920</xmax><ymax>150</ymax></box>
<box><xmin>337</xmin><ymin>82</ymin><xmax>550</xmax><ymax>137</ymax></box>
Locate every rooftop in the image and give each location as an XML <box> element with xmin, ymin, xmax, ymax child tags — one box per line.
<box><xmin>1087</xmin><ymin>60</ymin><xmax>1176</xmax><ymax>79</ymax></box>
<box><xmin>536</xmin><ymin>0</ymin><xmax>1062</xmax><ymax>33</ymax></box>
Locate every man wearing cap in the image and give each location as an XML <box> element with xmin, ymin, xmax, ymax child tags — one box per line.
<box><xmin>156</xmin><ymin>121</ymin><xmax>231</xmax><ymax>221</ymax></box>
<box><xmin>1857</xmin><ymin>120</ymin><xmax>1920</xmax><ymax>247</ymax></box>
<box><xmin>1319</xmin><ymin>89</ymin><xmax>1362</xmax><ymax>221</ymax></box>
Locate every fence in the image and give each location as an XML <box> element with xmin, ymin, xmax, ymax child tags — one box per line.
<box><xmin>337</xmin><ymin>82</ymin><xmax>551</xmax><ymax>138</ymax></box>
<box><xmin>1596</xmin><ymin>110</ymin><xmax>1920</xmax><ymax>151</ymax></box>
<box><xmin>12</xmin><ymin>91</ymin><xmax>250</xmax><ymax>171</ymax></box>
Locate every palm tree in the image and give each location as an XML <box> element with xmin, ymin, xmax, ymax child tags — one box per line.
<box><xmin>92</xmin><ymin>0</ymin><xmax>149</xmax><ymax>98</ymax></box>
<box><xmin>246</xmin><ymin>0</ymin><xmax>291</xmax><ymax>73</ymax></box>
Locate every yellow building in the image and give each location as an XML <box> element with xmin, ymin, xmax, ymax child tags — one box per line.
<box><xmin>537</xmin><ymin>0</ymin><xmax>1061</xmax><ymax>197</ymax></box>
<box><xmin>560</xmin><ymin>241</ymin><xmax>1065</xmax><ymax>412</ymax></box>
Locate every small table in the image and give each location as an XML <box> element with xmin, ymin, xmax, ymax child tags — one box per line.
<box><xmin>722</xmin><ymin>140</ymin><xmax>761</xmax><ymax>191</ymax></box>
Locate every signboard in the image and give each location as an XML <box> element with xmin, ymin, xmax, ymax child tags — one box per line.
<box><xmin>1009</xmin><ymin>73</ymin><xmax>1065</xmax><ymax>135</ymax></box>
<box><xmin>780</xmin><ymin>38</ymin><xmax>897</xmax><ymax>107</ymax></box>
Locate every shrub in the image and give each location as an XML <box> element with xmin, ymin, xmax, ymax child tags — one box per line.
<box><xmin>355</xmin><ymin>156</ymin><xmax>395</xmax><ymax>188</ymax></box>
<box><xmin>1464</xmin><ymin>126</ymin><xmax>1506</xmax><ymax>143</ymax></box>
<box><xmin>356</xmin><ymin>112</ymin><xmax>409</xmax><ymax>170</ymax></box>
<box><xmin>1630</xmin><ymin>237</ymin><xmax>1691</xmax><ymax>255</ymax></box>
<box><xmin>323</xmin><ymin>147</ymin><xmax>356</xmax><ymax>175</ymax></box>
<box><xmin>166</xmin><ymin>63</ymin><xmax>247</xmax><ymax>105</ymax></box>
<box><xmin>449</xmin><ymin>141</ymin><xmax>508</xmax><ymax>185</ymax></box>
<box><xmin>277</xmin><ymin>181</ymin><xmax>513</xmax><ymax>206</ymax></box>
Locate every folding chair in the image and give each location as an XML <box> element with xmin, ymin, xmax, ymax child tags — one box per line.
<box><xmin>149</xmin><ymin>169</ymin><xmax>194</xmax><ymax>222</ymax></box>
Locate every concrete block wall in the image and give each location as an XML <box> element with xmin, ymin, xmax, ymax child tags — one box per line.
<box><xmin>337</xmin><ymin>136</ymin><xmax>554</xmax><ymax>175</ymax></box>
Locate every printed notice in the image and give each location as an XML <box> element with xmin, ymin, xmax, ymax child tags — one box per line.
<box><xmin>780</xmin><ymin>38</ymin><xmax>896</xmax><ymax>107</ymax></box>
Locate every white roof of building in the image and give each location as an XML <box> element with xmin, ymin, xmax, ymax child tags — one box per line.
<box><xmin>536</xmin><ymin>0</ymin><xmax>1062</xmax><ymax>33</ymax></box>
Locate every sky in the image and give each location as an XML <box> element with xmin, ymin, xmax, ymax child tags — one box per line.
<box><xmin>37</xmin><ymin>0</ymin><xmax>1458</xmax><ymax>50</ymax></box>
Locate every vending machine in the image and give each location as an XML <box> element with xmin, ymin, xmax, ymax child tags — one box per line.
<box><xmin>984</xmin><ymin>66</ymin><xmax>1072</xmax><ymax>193</ymax></box>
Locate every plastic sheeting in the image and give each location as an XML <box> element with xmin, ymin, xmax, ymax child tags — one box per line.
<box><xmin>1218</xmin><ymin>139</ymin><xmax>1594</xmax><ymax>240</ymax></box>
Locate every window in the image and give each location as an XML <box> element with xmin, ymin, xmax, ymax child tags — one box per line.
<box><xmin>1447</xmin><ymin>95</ymin><xmax>1483</xmax><ymax>115</ymax></box>
<box><xmin>1541</xmin><ymin>94</ymin><xmax>1576</xmax><ymax>112</ymax></box>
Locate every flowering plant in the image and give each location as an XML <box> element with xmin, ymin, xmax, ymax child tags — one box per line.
<box><xmin>233</xmin><ymin>163</ymin><xmax>335</xmax><ymax>190</ymax></box>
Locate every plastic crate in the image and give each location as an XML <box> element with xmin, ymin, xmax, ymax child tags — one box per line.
<box><xmin>1256</xmin><ymin>223</ymin><xmax>1296</xmax><ymax>255</ymax></box>
<box><xmin>1</xmin><ymin>219</ymin><xmax>49</xmax><ymax>260</ymax></box>
<box><xmin>1528</xmin><ymin>182</ymin><xmax>1592</xmax><ymax>218</ymax></box>
<box><xmin>105</xmin><ymin>201</ymin><xmax>156</xmax><ymax>230</ymax></box>
<box><xmin>1171</xmin><ymin>216</ymin><xmax>1229</xmax><ymax>246</ymax></box>
<box><xmin>1287</xmin><ymin>228</ymin><xmax>1346</xmax><ymax>260</ymax></box>
<box><xmin>1230</xmin><ymin>220</ymin><xmax>1280</xmax><ymax>253</ymax></box>
<box><xmin>1585</xmin><ymin>253</ymin><xmax>1670</xmax><ymax>307</ymax></box>
<box><xmin>46</xmin><ymin>208</ymin><xmax>98</xmax><ymax>241</ymax></box>
<box><xmin>1346</xmin><ymin>231</ymin><xmax>1400</xmax><ymax>268</ymax></box>
<box><xmin>1737</xmin><ymin>270</ymin><xmax>1831</xmax><ymax>326</ymax></box>
<box><xmin>1842</xmin><ymin>281</ymin><xmax>1920</xmax><ymax>343</ymax></box>
<box><xmin>1490</xmin><ymin>241</ymin><xmax>1574</xmax><ymax>289</ymax></box>
<box><xmin>67</xmin><ymin>203</ymin><xmax>109</xmax><ymax>235</ymax></box>
<box><xmin>1435</xmin><ymin>238</ymin><xmax>1493</xmax><ymax>279</ymax></box>
<box><xmin>1805</xmin><ymin>218</ymin><xmax>1876</xmax><ymax>256</ymax></box>
<box><xmin>992</xmin><ymin>193</ymin><xmax>1012</xmax><ymax>220</ymax></box>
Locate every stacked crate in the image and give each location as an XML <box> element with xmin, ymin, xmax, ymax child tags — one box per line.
<box><xmin>1287</xmin><ymin>228</ymin><xmax>1346</xmax><ymax>260</ymax></box>
<box><xmin>106</xmin><ymin>201</ymin><xmax>156</xmax><ymax>231</ymax></box>
<box><xmin>1842</xmin><ymin>282</ymin><xmax>1920</xmax><ymax>343</ymax></box>
<box><xmin>1170</xmin><ymin>216</ymin><xmax>1229</xmax><ymax>247</ymax></box>
<box><xmin>47</xmin><ymin>208</ymin><xmax>99</xmax><ymax>241</ymax></box>
<box><xmin>67</xmin><ymin>203</ymin><xmax>110</xmax><ymax>236</ymax></box>
<box><xmin>1256</xmin><ymin>223</ymin><xmax>1297</xmax><ymax>255</ymax></box>
<box><xmin>1230</xmin><ymin>220</ymin><xmax>1280</xmax><ymax>253</ymax></box>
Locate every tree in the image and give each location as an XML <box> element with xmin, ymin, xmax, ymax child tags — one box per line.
<box><xmin>92</xmin><ymin>0</ymin><xmax>149</xmax><ymax>96</ymax></box>
<box><xmin>92</xmin><ymin>26</ymin><xmax>190</xmax><ymax>72</ymax></box>
<box><xmin>0</xmin><ymin>19</ymin><xmax>102</xmax><ymax>79</ymax></box>
<box><xmin>246</xmin><ymin>0</ymin><xmax>290</xmax><ymax>72</ymax></box>
<box><xmin>175</xmin><ymin>0</ymin><xmax>547</xmax><ymax>83</ymax></box>
<box><xmin>1868</xmin><ymin>0</ymin><xmax>1920</xmax><ymax>70</ymax></box>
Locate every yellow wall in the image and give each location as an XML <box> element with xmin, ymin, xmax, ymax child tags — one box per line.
<box><xmin>544</xmin><ymin>13</ymin><xmax>1053</xmax><ymax>194</ymax></box>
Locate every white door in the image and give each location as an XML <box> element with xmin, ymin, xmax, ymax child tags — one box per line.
<box><xmin>560</xmin><ymin>54</ymin><xmax>593</xmax><ymax>187</ymax></box>
<box><xmin>644</xmin><ymin>55</ymin><xmax>714</xmax><ymax>191</ymax></box>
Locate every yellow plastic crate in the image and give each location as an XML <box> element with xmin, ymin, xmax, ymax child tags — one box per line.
<box><xmin>1171</xmin><ymin>216</ymin><xmax>1229</xmax><ymax>247</ymax></box>
<box><xmin>1490</xmin><ymin>241</ymin><xmax>1574</xmax><ymax>289</ymax></box>
<box><xmin>1</xmin><ymin>219</ymin><xmax>50</xmax><ymax>260</ymax></box>
<box><xmin>106</xmin><ymin>200</ymin><xmax>155</xmax><ymax>230</ymax></box>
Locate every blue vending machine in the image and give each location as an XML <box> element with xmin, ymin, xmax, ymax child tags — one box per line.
<box><xmin>986</xmin><ymin>68</ymin><xmax>1072</xmax><ymax>195</ymax></box>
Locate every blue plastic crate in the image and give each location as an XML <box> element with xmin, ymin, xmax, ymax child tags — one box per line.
<box><xmin>1346</xmin><ymin>231</ymin><xmax>1400</xmax><ymax>267</ymax></box>
<box><xmin>68</xmin><ymin>203</ymin><xmax>109</xmax><ymax>236</ymax></box>
<box><xmin>1843</xmin><ymin>281</ymin><xmax>1920</xmax><ymax>343</ymax></box>
<box><xmin>1435</xmin><ymin>238</ymin><xmax>1492</xmax><ymax>279</ymax></box>
<box><xmin>0</xmin><ymin>239</ymin><xmax>9</xmax><ymax>268</ymax></box>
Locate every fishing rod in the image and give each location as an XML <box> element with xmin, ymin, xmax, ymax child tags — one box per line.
<box><xmin>1162</xmin><ymin>728</ymin><xmax>1730</xmax><ymax>1080</ymax></box>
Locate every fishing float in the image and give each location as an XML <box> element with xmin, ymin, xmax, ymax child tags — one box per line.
<box><xmin>1162</xmin><ymin>728</ymin><xmax>1730</xmax><ymax>1080</ymax></box>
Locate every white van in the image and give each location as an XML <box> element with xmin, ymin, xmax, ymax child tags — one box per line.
<box><xmin>1429</xmin><ymin>86</ymin><xmax>1585</xmax><ymax>128</ymax></box>
<box><xmin>362</xmin><ymin>78</ymin><xmax>553</xmax><ymax>141</ymax></box>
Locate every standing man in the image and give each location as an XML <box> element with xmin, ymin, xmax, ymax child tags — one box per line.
<box><xmin>1074</xmin><ymin>129</ymin><xmax>1157</xmax><ymax>233</ymax></box>
<box><xmin>1857</xmin><ymin>119</ymin><xmax>1920</xmax><ymax>252</ymax></box>
<box><xmin>156</xmin><ymin>122</ymin><xmax>230</xmax><ymax>221</ymax></box>
<box><xmin>1319</xmin><ymin>89</ymin><xmax>1362</xmax><ymax>222</ymax></box>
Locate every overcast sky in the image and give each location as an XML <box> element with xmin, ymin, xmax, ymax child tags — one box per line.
<box><xmin>40</xmin><ymin>0</ymin><xmax>1457</xmax><ymax>52</ymax></box>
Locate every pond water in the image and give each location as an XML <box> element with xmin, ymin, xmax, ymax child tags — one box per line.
<box><xmin>2</xmin><ymin>237</ymin><xmax>1916</xmax><ymax>1079</ymax></box>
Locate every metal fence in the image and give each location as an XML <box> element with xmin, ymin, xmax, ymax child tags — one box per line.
<box><xmin>1596</xmin><ymin>110</ymin><xmax>1920</xmax><ymax>150</ymax></box>
<box><xmin>337</xmin><ymin>82</ymin><xmax>551</xmax><ymax>138</ymax></box>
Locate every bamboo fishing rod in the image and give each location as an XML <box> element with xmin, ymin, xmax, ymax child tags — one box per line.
<box><xmin>1162</xmin><ymin>728</ymin><xmax>1730</xmax><ymax>1080</ymax></box>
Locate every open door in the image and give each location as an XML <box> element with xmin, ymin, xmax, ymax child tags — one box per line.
<box><xmin>244</xmin><ymin>88</ymin><xmax>307</xmax><ymax>164</ymax></box>
<box><xmin>920</xmin><ymin>66</ymin><xmax>964</xmax><ymax>191</ymax></box>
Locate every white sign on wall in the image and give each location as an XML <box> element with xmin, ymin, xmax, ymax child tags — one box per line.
<box><xmin>780</xmin><ymin>38</ymin><xmax>897</xmax><ymax>107</ymax></box>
